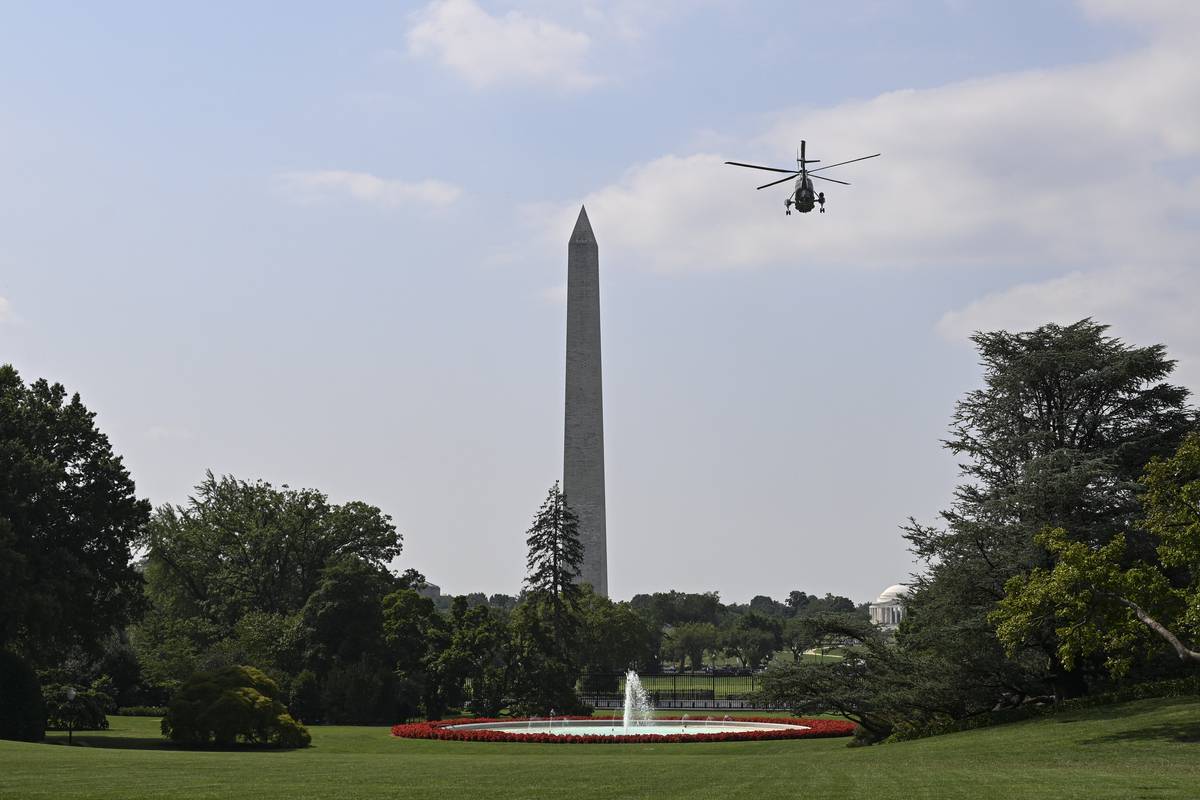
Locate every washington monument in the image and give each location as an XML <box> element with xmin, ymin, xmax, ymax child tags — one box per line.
<box><xmin>563</xmin><ymin>205</ymin><xmax>608</xmax><ymax>597</ymax></box>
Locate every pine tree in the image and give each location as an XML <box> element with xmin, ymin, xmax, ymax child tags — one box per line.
<box><xmin>523</xmin><ymin>481</ymin><xmax>584</xmax><ymax>609</ymax></box>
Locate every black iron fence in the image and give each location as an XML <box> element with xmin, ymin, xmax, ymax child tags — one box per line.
<box><xmin>578</xmin><ymin>672</ymin><xmax>787</xmax><ymax>711</ymax></box>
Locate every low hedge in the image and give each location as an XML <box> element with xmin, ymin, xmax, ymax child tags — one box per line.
<box><xmin>117</xmin><ymin>706</ymin><xmax>168</xmax><ymax>717</ymax></box>
<box><xmin>886</xmin><ymin>676</ymin><xmax>1200</xmax><ymax>743</ymax></box>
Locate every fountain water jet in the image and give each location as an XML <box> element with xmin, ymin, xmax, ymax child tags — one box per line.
<box><xmin>622</xmin><ymin>670</ymin><xmax>653</xmax><ymax>731</ymax></box>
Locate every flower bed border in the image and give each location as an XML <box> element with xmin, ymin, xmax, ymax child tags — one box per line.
<box><xmin>390</xmin><ymin>716</ymin><xmax>855</xmax><ymax>744</ymax></box>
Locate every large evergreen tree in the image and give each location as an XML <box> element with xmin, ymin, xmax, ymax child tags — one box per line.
<box><xmin>904</xmin><ymin>319</ymin><xmax>1194</xmax><ymax>699</ymax></box>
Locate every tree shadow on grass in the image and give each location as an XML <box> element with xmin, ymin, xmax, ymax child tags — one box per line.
<box><xmin>1081</xmin><ymin>721</ymin><xmax>1200</xmax><ymax>745</ymax></box>
<box><xmin>44</xmin><ymin>732</ymin><xmax>308</xmax><ymax>752</ymax></box>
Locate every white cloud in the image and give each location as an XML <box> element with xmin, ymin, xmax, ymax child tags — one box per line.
<box><xmin>541</xmin><ymin>1</ymin><xmax>1200</xmax><ymax>380</ymax></box>
<box><xmin>276</xmin><ymin>170</ymin><xmax>461</xmax><ymax>209</ymax></box>
<box><xmin>559</xmin><ymin>38</ymin><xmax>1200</xmax><ymax>273</ymax></box>
<box><xmin>936</xmin><ymin>265</ymin><xmax>1200</xmax><ymax>386</ymax></box>
<box><xmin>407</xmin><ymin>0</ymin><xmax>599</xmax><ymax>90</ymax></box>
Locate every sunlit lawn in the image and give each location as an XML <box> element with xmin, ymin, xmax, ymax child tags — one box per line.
<box><xmin>2</xmin><ymin>697</ymin><xmax>1198</xmax><ymax>799</ymax></box>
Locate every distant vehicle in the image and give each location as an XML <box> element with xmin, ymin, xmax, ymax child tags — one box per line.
<box><xmin>725</xmin><ymin>140</ymin><xmax>880</xmax><ymax>215</ymax></box>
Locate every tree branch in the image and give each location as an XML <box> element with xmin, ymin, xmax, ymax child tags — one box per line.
<box><xmin>1103</xmin><ymin>591</ymin><xmax>1200</xmax><ymax>665</ymax></box>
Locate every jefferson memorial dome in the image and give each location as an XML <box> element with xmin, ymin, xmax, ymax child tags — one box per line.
<box><xmin>869</xmin><ymin>584</ymin><xmax>909</xmax><ymax>631</ymax></box>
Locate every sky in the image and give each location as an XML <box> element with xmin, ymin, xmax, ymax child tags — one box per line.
<box><xmin>2</xmin><ymin>1</ymin><xmax>1198</xmax><ymax>604</ymax></box>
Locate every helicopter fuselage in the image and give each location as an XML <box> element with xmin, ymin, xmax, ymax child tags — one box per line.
<box><xmin>792</xmin><ymin>175</ymin><xmax>816</xmax><ymax>213</ymax></box>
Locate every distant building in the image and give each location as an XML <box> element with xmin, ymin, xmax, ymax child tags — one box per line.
<box><xmin>869</xmin><ymin>584</ymin><xmax>909</xmax><ymax>632</ymax></box>
<box><xmin>416</xmin><ymin>582</ymin><xmax>441</xmax><ymax>600</ymax></box>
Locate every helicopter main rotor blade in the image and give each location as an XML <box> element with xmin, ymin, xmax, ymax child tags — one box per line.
<box><xmin>808</xmin><ymin>153</ymin><xmax>881</xmax><ymax>174</ymax></box>
<box><xmin>811</xmin><ymin>173</ymin><xmax>850</xmax><ymax>186</ymax></box>
<box><xmin>756</xmin><ymin>172</ymin><xmax>801</xmax><ymax>190</ymax></box>
<box><xmin>725</xmin><ymin>161</ymin><xmax>799</xmax><ymax>175</ymax></box>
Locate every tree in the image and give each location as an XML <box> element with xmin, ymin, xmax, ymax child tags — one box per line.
<box><xmin>723</xmin><ymin>627</ymin><xmax>777</xmax><ymax>670</ymax></box>
<box><xmin>299</xmin><ymin>559</ymin><xmax>397</xmax><ymax>673</ymax></box>
<box><xmin>135</xmin><ymin>473</ymin><xmax>402</xmax><ymax>696</ymax></box>
<box><xmin>508</xmin><ymin>594</ymin><xmax>588</xmax><ymax>716</ymax></box>
<box><xmin>903</xmin><ymin>319</ymin><xmax>1194</xmax><ymax>699</ymax></box>
<box><xmin>994</xmin><ymin>432</ymin><xmax>1200</xmax><ymax>674</ymax></box>
<box><xmin>435</xmin><ymin>599</ymin><xmax>511</xmax><ymax>717</ymax></box>
<box><xmin>381</xmin><ymin>588</ymin><xmax>449</xmax><ymax>719</ymax></box>
<box><xmin>143</xmin><ymin>472</ymin><xmax>401</xmax><ymax>626</ymax></box>
<box><xmin>662</xmin><ymin>623</ymin><xmax>719</xmax><ymax>670</ymax></box>
<box><xmin>782</xmin><ymin>613</ymin><xmax>860</xmax><ymax>661</ymax></box>
<box><xmin>0</xmin><ymin>365</ymin><xmax>150</xmax><ymax>657</ymax></box>
<box><xmin>524</xmin><ymin>482</ymin><xmax>584</xmax><ymax>611</ymax></box>
<box><xmin>629</xmin><ymin>591</ymin><xmax>722</xmax><ymax>628</ymax></box>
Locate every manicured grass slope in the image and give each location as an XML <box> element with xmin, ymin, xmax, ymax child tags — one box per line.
<box><xmin>2</xmin><ymin>697</ymin><xmax>1198</xmax><ymax>800</ymax></box>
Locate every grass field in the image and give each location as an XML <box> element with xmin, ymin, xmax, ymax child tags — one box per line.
<box><xmin>2</xmin><ymin>697</ymin><xmax>1198</xmax><ymax>799</ymax></box>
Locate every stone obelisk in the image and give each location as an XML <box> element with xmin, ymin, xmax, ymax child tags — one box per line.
<box><xmin>563</xmin><ymin>205</ymin><xmax>607</xmax><ymax>597</ymax></box>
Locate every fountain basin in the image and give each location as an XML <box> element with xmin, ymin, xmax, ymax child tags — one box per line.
<box><xmin>448</xmin><ymin>719</ymin><xmax>808</xmax><ymax>736</ymax></box>
<box><xmin>390</xmin><ymin>716</ymin><xmax>855</xmax><ymax>743</ymax></box>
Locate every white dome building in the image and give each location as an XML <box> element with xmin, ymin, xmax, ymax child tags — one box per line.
<box><xmin>869</xmin><ymin>584</ymin><xmax>909</xmax><ymax>632</ymax></box>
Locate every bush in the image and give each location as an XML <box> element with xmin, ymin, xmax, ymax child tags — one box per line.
<box><xmin>0</xmin><ymin>650</ymin><xmax>45</xmax><ymax>742</ymax></box>
<box><xmin>116</xmin><ymin>706</ymin><xmax>168</xmax><ymax>717</ymax></box>
<box><xmin>161</xmin><ymin>665</ymin><xmax>310</xmax><ymax>748</ymax></box>
<box><xmin>288</xmin><ymin>670</ymin><xmax>322</xmax><ymax>724</ymax></box>
<box><xmin>44</xmin><ymin>683</ymin><xmax>112</xmax><ymax>731</ymax></box>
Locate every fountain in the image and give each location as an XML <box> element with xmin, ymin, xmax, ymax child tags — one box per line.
<box><xmin>622</xmin><ymin>670</ymin><xmax>653</xmax><ymax>731</ymax></box>
<box><xmin>435</xmin><ymin>669</ymin><xmax>817</xmax><ymax>739</ymax></box>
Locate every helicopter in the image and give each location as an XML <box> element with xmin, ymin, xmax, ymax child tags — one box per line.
<box><xmin>726</xmin><ymin>140</ymin><xmax>879</xmax><ymax>215</ymax></box>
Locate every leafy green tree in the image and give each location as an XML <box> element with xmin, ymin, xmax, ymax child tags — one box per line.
<box><xmin>0</xmin><ymin>365</ymin><xmax>150</xmax><ymax>657</ymax></box>
<box><xmin>299</xmin><ymin>559</ymin><xmax>397</xmax><ymax>673</ymax></box>
<box><xmin>44</xmin><ymin>681</ymin><xmax>111</xmax><ymax>732</ymax></box>
<box><xmin>435</xmin><ymin>598</ymin><xmax>511</xmax><ymax>717</ymax></box>
<box><xmin>143</xmin><ymin>472</ymin><xmax>401</xmax><ymax>630</ymax></box>
<box><xmin>663</xmin><ymin>622</ymin><xmax>720</xmax><ymax>670</ymax></box>
<box><xmin>578</xmin><ymin>592</ymin><xmax>657</xmax><ymax>675</ymax></box>
<box><xmin>629</xmin><ymin>591</ymin><xmax>722</xmax><ymax>628</ymax></box>
<box><xmin>508</xmin><ymin>595</ymin><xmax>588</xmax><ymax>716</ymax></box>
<box><xmin>381</xmin><ymin>588</ymin><xmax>450</xmax><ymax>719</ymax></box>
<box><xmin>722</xmin><ymin>627</ymin><xmax>777</xmax><ymax>670</ymax></box>
<box><xmin>786</xmin><ymin>592</ymin><xmax>859</xmax><ymax>617</ymax></box>
<box><xmin>903</xmin><ymin>319</ymin><xmax>1194</xmax><ymax>700</ymax></box>
<box><xmin>994</xmin><ymin>432</ymin><xmax>1200</xmax><ymax>673</ymax></box>
<box><xmin>161</xmin><ymin>665</ymin><xmax>309</xmax><ymax>747</ymax></box>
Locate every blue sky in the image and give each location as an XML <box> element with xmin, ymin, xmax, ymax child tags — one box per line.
<box><xmin>2</xmin><ymin>1</ymin><xmax>1198</xmax><ymax>602</ymax></box>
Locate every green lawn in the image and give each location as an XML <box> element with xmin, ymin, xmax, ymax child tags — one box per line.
<box><xmin>2</xmin><ymin>697</ymin><xmax>1198</xmax><ymax>799</ymax></box>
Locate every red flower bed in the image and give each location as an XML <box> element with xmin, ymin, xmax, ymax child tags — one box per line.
<box><xmin>390</xmin><ymin>716</ymin><xmax>855</xmax><ymax>744</ymax></box>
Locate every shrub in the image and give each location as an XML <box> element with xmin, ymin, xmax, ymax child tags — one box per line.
<box><xmin>288</xmin><ymin>670</ymin><xmax>322</xmax><ymax>724</ymax></box>
<box><xmin>161</xmin><ymin>665</ymin><xmax>310</xmax><ymax>748</ymax></box>
<box><xmin>0</xmin><ymin>650</ymin><xmax>45</xmax><ymax>742</ymax></box>
<box><xmin>44</xmin><ymin>683</ymin><xmax>112</xmax><ymax>731</ymax></box>
<box><xmin>117</xmin><ymin>706</ymin><xmax>168</xmax><ymax>717</ymax></box>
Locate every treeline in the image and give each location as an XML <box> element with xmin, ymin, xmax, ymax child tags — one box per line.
<box><xmin>0</xmin><ymin>367</ymin><xmax>863</xmax><ymax>739</ymax></box>
<box><xmin>761</xmin><ymin>319</ymin><xmax>1200</xmax><ymax>743</ymax></box>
